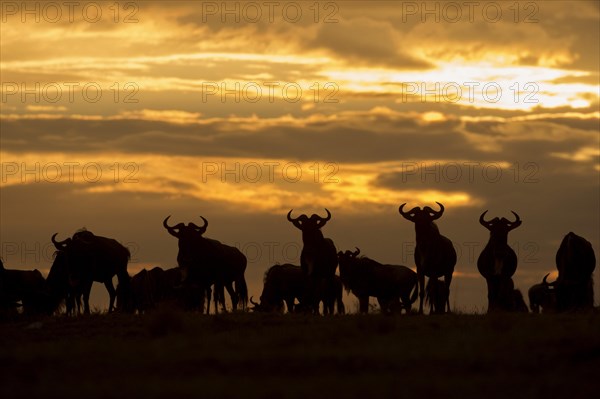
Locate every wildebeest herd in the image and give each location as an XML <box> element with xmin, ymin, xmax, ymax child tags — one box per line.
<box><xmin>0</xmin><ymin>203</ymin><xmax>597</xmax><ymax>317</ymax></box>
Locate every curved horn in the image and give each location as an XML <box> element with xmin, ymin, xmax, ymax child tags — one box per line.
<box><xmin>51</xmin><ymin>233</ymin><xmax>69</xmax><ymax>250</ymax></box>
<box><xmin>163</xmin><ymin>216</ymin><xmax>174</xmax><ymax>230</ymax></box>
<box><xmin>510</xmin><ymin>211</ymin><xmax>521</xmax><ymax>223</ymax></box>
<box><xmin>353</xmin><ymin>247</ymin><xmax>360</xmax><ymax>257</ymax></box>
<box><xmin>479</xmin><ymin>210</ymin><xmax>491</xmax><ymax>228</ymax></box>
<box><xmin>287</xmin><ymin>209</ymin><xmax>298</xmax><ymax>222</ymax></box>
<box><xmin>190</xmin><ymin>216</ymin><xmax>208</xmax><ymax>233</ymax></box>
<box><xmin>163</xmin><ymin>216</ymin><xmax>183</xmax><ymax>237</ymax></box>
<box><xmin>541</xmin><ymin>273</ymin><xmax>556</xmax><ymax>287</ymax></box>
<box><xmin>250</xmin><ymin>296</ymin><xmax>260</xmax><ymax>306</ymax></box>
<box><xmin>430</xmin><ymin>202</ymin><xmax>445</xmax><ymax>219</ymax></box>
<box><xmin>508</xmin><ymin>211</ymin><xmax>522</xmax><ymax>229</ymax></box>
<box><xmin>399</xmin><ymin>203</ymin><xmax>410</xmax><ymax>218</ymax></box>
<box><xmin>315</xmin><ymin>208</ymin><xmax>332</xmax><ymax>226</ymax></box>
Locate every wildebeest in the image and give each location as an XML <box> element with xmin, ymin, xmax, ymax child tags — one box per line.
<box><xmin>528</xmin><ymin>273</ymin><xmax>557</xmax><ymax>314</ymax></box>
<box><xmin>477</xmin><ymin>210</ymin><xmax>522</xmax><ymax>312</ymax></box>
<box><xmin>49</xmin><ymin>230</ymin><xmax>131</xmax><ymax>314</ymax></box>
<box><xmin>337</xmin><ymin>248</ymin><xmax>418</xmax><ymax>314</ymax></box>
<box><xmin>0</xmin><ymin>259</ymin><xmax>46</xmax><ymax>314</ymax></box>
<box><xmin>399</xmin><ymin>202</ymin><xmax>456</xmax><ymax>314</ymax></box>
<box><xmin>287</xmin><ymin>209</ymin><xmax>338</xmax><ymax>314</ymax></box>
<box><xmin>250</xmin><ymin>263</ymin><xmax>305</xmax><ymax>313</ymax></box>
<box><xmin>163</xmin><ymin>216</ymin><xmax>248</xmax><ymax>313</ymax></box>
<box><xmin>554</xmin><ymin>232</ymin><xmax>596</xmax><ymax>311</ymax></box>
<box><xmin>127</xmin><ymin>266</ymin><xmax>183</xmax><ymax>313</ymax></box>
<box><xmin>250</xmin><ymin>263</ymin><xmax>345</xmax><ymax>314</ymax></box>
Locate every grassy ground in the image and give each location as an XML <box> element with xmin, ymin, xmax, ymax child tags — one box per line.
<box><xmin>1</xmin><ymin>309</ymin><xmax>599</xmax><ymax>399</ymax></box>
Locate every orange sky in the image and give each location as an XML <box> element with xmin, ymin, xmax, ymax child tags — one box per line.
<box><xmin>1</xmin><ymin>1</ymin><xmax>599</xmax><ymax>311</ymax></box>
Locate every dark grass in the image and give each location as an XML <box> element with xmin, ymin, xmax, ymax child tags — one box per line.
<box><xmin>1</xmin><ymin>309</ymin><xmax>599</xmax><ymax>399</ymax></box>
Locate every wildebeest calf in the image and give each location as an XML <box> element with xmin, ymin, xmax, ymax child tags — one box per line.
<box><xmin>0</xmin><ymin>259</ymin><xmax>46</xmax><ymax>314</ymax></box>
<box><xmin>338</xmin><ymin>248</ymin><xmax>418</xmax><ymax>314</ymax></box>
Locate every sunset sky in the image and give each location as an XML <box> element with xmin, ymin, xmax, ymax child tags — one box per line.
<box><xmin>1</xmin><ymin>1</ymin><xmax>599</xmax><ymax>312</ymax></box>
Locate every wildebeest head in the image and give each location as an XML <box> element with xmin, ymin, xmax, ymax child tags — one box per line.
<box><xmin>163</xmin><ymin>215</ymin><xmax>208</xmax><ymax>238</ymax></box>
<box><xmin>51</xmin><ymin>233</ymin><xmax>72</xmax><ymax>251</ymax></box>
<box><xmin>287</xmin><ymin>209</ymin><xmax>331</xmax><ymax>233</ymax></box>
<box><xmin>337</xmin><ymin>247</ymin><xmax>361</xmax><ymax>291</ymax></box>
<box><xmin>163</xmin><ymin>215</ymin><xmax>209</xmax><ymax>268</ymax></box>
<box><xmin>479</xmin><ymin>210</ymin><xmax>521</xmax><ymax>235</ymax></box>
<box><xmin>399</xmin><ymin>202</ymin><xmax>444</xmax><ymax>226</ymax></box>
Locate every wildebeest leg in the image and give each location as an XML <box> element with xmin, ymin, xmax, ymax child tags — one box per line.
<box><xmin>225</xmin><ymin>282</ymin><xmax>236</xmax><ymax>311</ymax></box>
<box><xmin>66</xmin><ymin>292</ymin><xmax>75</xmax><ymax>316</ymax></box>
<box><xmin>359</xmin><ymin>296</ymin><xmax>369</xmax><ymax>313</ymax></box>
<box><xmin>105</xmin><ymin>280</ymin><xmax>117</xmax><ymax>312</ymax></box>
<box><xmin>284</xmin><ymin>297</ymin><xmax>295</xmax><ymax>313</ymax></box>
<box><xmin>377</xmin><ymin>297</ymin><xmax>387</xmax><ymax>314</ymax></box>
<box><xmin>444</xmin><ymin>273</ymin><xmax>452</xmax><ymax>314</ymax></box>
<box><xmin>216</xmin><ymin>284</ymin><xmax>227</xmax><ymax>313</ymax></box>
<box><xmin>204</xmin><ymin>286</ymin><xmax>211</xmax><ymax>314</ymax></box>
<box><xmin>336</xmin><ymin>294</ymin><xmax>345</xmax><ymax>315</ymax></box>
<box><xmin>81</xmin><ymin>280</ymin><xmax>93</xmax><ymax>315</ymax></box>
<box><xmin>418</xmin><ymin>272</ymin><xmax>425</xmax><ymax>314</ymax></box>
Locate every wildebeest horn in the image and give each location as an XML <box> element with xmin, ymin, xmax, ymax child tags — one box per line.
<box><xmin>542</xmin><ymin>273</ymin><xmax>555</xmax><ymax>287</ymax></box>
<box><xmin>51</xmin><ymin>233</ymin><xmax>70</xmax><ymax>250</ymax></box>
<box><xmin>479</xmin><ymin>210</ymin><xmax>492</xmax><ymax>228</ymax></box>
<box><xmin>399</xmin><ymin>203</ymin><xmax>410</xmax><ymax>218</ymax></box>
<box><xmin>430</xmin><ymin>202</ymin><xmax>444</xmax><ymax>219</ymax></box>
<box><xmin>163</xmin><ymin>216</ymin><xmax>184</xmax><ymax>237</ymax></box>
<box><xmin>250</xmin><ymin>296</ymin><xmax>259</xmax><ymax>306</ymax></box>
<box><xmin>163</xmin><ymin>216</ymin><xmax>174</xmax><ymax>229</ymax></box>
<box><xmin>287</xmin><ymin>209</ymin><xmax>298</xmax><ymax>222</ymax></box>
<box><xmin>314</xmin><ymin>208</ymin><xmax>331</xmax><ymax>226</ymax></box>
<box><xmin>508</xmin><ymin>211</ymin><xmax>522</xmax><ymax>229</ymax></box>
<box><xmin>353</xmin><ymin>247</ymin><xmax>360</xmax><ymax>256</ymax></box>
<box><xmin>190</xmin><ymin>216</ymin><xmax>208</xmax><ymax>233</ymax></box>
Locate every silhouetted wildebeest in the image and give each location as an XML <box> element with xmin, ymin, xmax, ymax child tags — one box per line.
<box><xmin>554</xmin><ymin>232</ymin><xmax>596</xmax><ymax>311</ymax></box>
<box><xmin>250</xmin><ymin>263</ymin><xmax>305</xmax><ymax>313</ymax></box>
<box><xmin>288</xmin><ymin>209</ymin><xmax>338</xmax><ymax>314</ymax></box>
<box><xmin>49</xmin><ymin>230</ymin><xmax>131</xmax><ymax>314</ymax></box>
<box><xmin>477</xmin><ymin>210</ymin><xmax>522</xmax><ymax>312</ymax></box>
<box><xmin>163</xmin><ymin>216</ymin><xmax>248</xmax><ymax>313</ymax></box>
<box><xmin>528</xmin><ymin>273</ymin><xmax>556</xmax><ymax>314</ymax></box>
<box><xmin>250</xmin><ymin>263</ymin><xmax>345</xmax><ymax>314</ymax></box>
<box><xmin>337</xmin><ymin>248</ymin><xmax>418</xmax><ymax>314</ymax></box>
<box><xmin>0</xmin><ymin>259</ymin><xmax>46</xmax><ymax>314</ymax></box>
<box><xmin>126</xmin><ymin>266</ymin><xmax>183</xmax><ymax>313</ymax></box>
<box><xmin>399</xmin><ymin>202</ymin><xmax>456</xmax><ymax>314</ymax></box>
